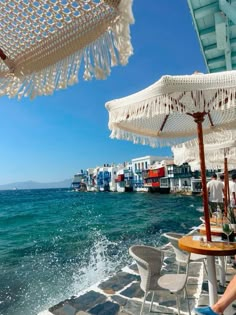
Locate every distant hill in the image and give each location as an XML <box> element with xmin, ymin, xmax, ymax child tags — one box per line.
<box><xmin>0</xmin><ymin>179</ymin><xmax>72</xmax><ymax>190</ymax></box>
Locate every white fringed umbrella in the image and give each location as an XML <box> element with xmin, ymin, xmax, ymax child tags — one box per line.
<box><xmin>106</xmin><ymin>70</ymin><xmax>236</xmax><ymax>305</ymax></box>
<box><xmin>172</xmin><ymin>129</ymin><xmax>236</xmax><ymax>167</ymax></box>
<box><xmin>106</xmin><ymin>71</ymin><xmax>236</xmax><ymax>241</ymax></box>
<box><xmin>0</xmin><ymin>0</ymin><xmax>134</xmax><ymax>99</ymax></box>
<box><xmin>172</xmin><ymin>129</ymin><xmax>236</xmax><ymax>214</ymax></box>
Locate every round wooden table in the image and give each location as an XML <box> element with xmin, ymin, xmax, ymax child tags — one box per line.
<box><xmin>179</xmin><ymin>235</ymin><xmax>236</xmax><ymax>306</ymax></box>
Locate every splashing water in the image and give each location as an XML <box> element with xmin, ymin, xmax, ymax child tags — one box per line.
<box><xmin>196</xmin><ymin>206</ymin><xmax>204</xmax><ymax>213</ymax></box>
<box><xmin>72</xmin><ymin>233</ymin><xmax>125</xmax><ymax>295</ymax></box>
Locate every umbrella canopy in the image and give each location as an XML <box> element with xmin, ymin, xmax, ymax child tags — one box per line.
<box><xmin>0</xmin><ymin>0</ymin><xmax>134</xmax><ymax>99</ymax></box>
<box><xmin>172</xmin><ymin>130</ymin><xmax>236</xmax><ymax>167</ymax></box>
<box><xmin>106</xmin><ymin>70</ymin><xmax>236</xmax><ymax>242</ymax></box>
<box><xmin>185</xmin><ymin>155</ymin><xmax>236</xmax><ymax>171</ymax></box>
<box><xmin>172</xmin><ymin>129</ymin><xmax>236</xmax><ymax>214</ymax></box>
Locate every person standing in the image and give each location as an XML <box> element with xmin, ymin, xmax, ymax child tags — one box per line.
<box><xmin>229</xmin><ymin>173</ymin><xmax>236</xmax><ymax>208</ymax></box>
<box><xmin>219</xmin><ymin>174</ymin><xmax>225</xmax><ymax>212</ymax></box>
<box><xmin>207</xmin><ymin>174</ymin><xmax>224</xmax><ymax>215</ymax></box>
<box><xmin>219</xmin><ymin>174</ymin><xmax>224</xmax><ymax>196</ymax></box>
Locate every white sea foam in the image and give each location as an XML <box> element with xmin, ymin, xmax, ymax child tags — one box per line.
<box><xmin>71</xmin><ymin>232</ymin><xmax>124</xmax><ymax>295</ymax></box>
<box><xmin>196</xmin><ymin>206</ymin><xmax>204</xmax><ymax>213</ymax></box>
<box><xmin>38</xmin><ymin>311</ymin><xmax>53</xmax><ymax>315</ymax></box>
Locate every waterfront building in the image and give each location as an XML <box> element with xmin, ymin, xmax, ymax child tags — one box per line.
<box><xmin>115</xmin><ymin>162</ymin><xmax>133</xmax><ymax>192</ymax></box>
<box><xmin>86</xmin><ymin>168</ymin><xmax>98</xmax><ymax>192</ymax></box>
<box><xmin>96</xmin><ymin>165</ymin><xmax>110</xmax><ymax>191</ymax></box>
<box><xmin>143</xmin><ymin>161</ymin><xmax>167</xmax><ymax>192</ymax></box>
<box><xmin>115</xmin><ymin>169</ymin><xmax>126</xmax><ymax>193</ymax></box>
<box><xmin>72</xmin><ymin>157</ymin><xmax>212</xmax><ymax>194</ymax></box>
<box><xmin>108</xmin><ymin>164</ymin><xmax>120</xmax><ymax>192</ymax></box>
<box><xmin>166</xmin><ymin>163</ymin><xmax>192</xmax><ymax>192</ymax></box>
<box><xmin>94</xmin><ymin>164</ymin><xmax>116</xmax><ymax>192</ymax></box>
<box><xmin>85</xmin><ymin>164</ymin><xmax>121</xmax><ymax>192</ymax></box>
<box><xmin>71</xmin><ymin>171</ymin><xmax>88</xmax><ymax>191</ymax></box>
<box><xmin>131</xmin><ymin>156</ymin><xmax>173</xmax><ymax>191</ymax></box>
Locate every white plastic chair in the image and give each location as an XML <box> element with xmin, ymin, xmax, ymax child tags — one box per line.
<box><xmin>163</xmin><ymin>232</ymin><xmax>208</xmax><ymax>274</ymax></box>
<box><xmin>129</xmin><ymin>245</ymin><xmax>163</xmax><ymax>315</ymax></box>
<box><xmin>158</xmin><ymin>252</ymin><xmax>191</xmax><ymax>315</ymax></box>
<box><xmin>200</xmin><ymin>216</ymin><xmax>205</xmax><ymax>223</ymax></box>
<box><xmin>129</xmin><ymin>245</ymin><xmax>191</xmax><ymax>315</ymax></box>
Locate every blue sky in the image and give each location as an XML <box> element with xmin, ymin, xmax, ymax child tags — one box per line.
<box><xmin>0</xmin><ymin>1</ymin><xmax>207</xmax><ymax>184</ymax></box>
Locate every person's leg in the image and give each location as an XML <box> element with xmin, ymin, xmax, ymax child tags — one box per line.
<box><xmin>211</xmin><ymin>202</ymin><xmax>217</xmax><ymax>213</ymax></box>
<box><xmin>209</xmin><ymin>202</ymin><xmax>217</xmax><ymax>217</ymax></box>
<box><xmin>195</xmin><ymin>275</ymin><xmax>236</xmax><ymax>314</ymax></box>
<box><xmin>212</xmin><ymin>275</ymin><xmax>236</xmax><ymax>314</ymax></box>
<box><xmin>218</xmin><ymin>202</ymin><xmax>224</xmax><ymax>214</ymax></box>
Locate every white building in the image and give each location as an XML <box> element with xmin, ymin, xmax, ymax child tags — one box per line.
<box><xmin>108</xmin><ymin>165</ymin><xmax>121</xmax><ymax>192</ymax></box>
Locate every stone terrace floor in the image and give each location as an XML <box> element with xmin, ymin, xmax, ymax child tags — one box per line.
<box><xmin>39</xmin><ymin>249</ymin><xmax>236</xmax><ymax>315</ymax></box>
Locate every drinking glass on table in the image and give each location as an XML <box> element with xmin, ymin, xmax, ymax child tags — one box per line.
<box><xmin>222</xmin><ymin>217</ymin><xmax>234</xmax><ymax>246</ymax></box>
<box><xmin>212</xmin><ymin>210</ymin><xmax>221</xmax><ymax>226</ymax></box>
<box><xmin>212</xmin><ymin>206</ymin><xmax>222</xmax><ymax>226</ymax></box>
<box><xmin>212</xmin><ymin>212</ymin><xmax>218</xmax><ymax>225</ymax></box>
<box><xmin>217</xmin><ymin>206</ymin><xmax>222</xmax><ymax>225</ymax></box>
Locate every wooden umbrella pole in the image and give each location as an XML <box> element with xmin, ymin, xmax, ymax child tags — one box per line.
<box><xmin>224</xmin><ymin>155</ymin><xmax>229</xmax><ymax>216</ymax></box>
<box><xmin>193</xmin><ymin>112</ymin><xmax>211</xmax><ymax>242</ymax></box>
<box><xmin>0</xmin><ymin>48</ymin><xmax>7</xmax><ymax>60</ymax></box>
<box><xmin>0</xmin><ymin>47</ymin><xmax>14</xmax><ymax>72</ymax></box>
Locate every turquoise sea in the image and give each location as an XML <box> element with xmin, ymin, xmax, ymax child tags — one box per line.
<box><xmin>0</xmin><ymin>189</ymin><xmax>204</xmax><ymax>315</ymax></box>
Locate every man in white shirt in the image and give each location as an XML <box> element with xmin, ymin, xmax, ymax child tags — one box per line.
<box><xmin>229</xmin><ymin>173</ymin><xmax>236</xmax><ymax>208</ymax></box>
<box><xmin>219</xmin><ymin>174</ymin><xmax>225</xmax><ymax>200</ymax></box>
<box><xmin>207</xmin><ymin>173</ymin><xmax>224</xmax><ymax>216</ymax></box>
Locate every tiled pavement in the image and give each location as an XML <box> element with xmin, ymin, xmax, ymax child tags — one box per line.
<box><xmin>39</xmin><ymin>248</ymin><xmax>208</xmax><ymax>315</ymax></box>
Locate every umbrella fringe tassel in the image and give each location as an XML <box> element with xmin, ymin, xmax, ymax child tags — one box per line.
<box><xmin>0</xmin><ymin>0</ymin><xmax>134</xmax><ymax>100</ymax></box>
